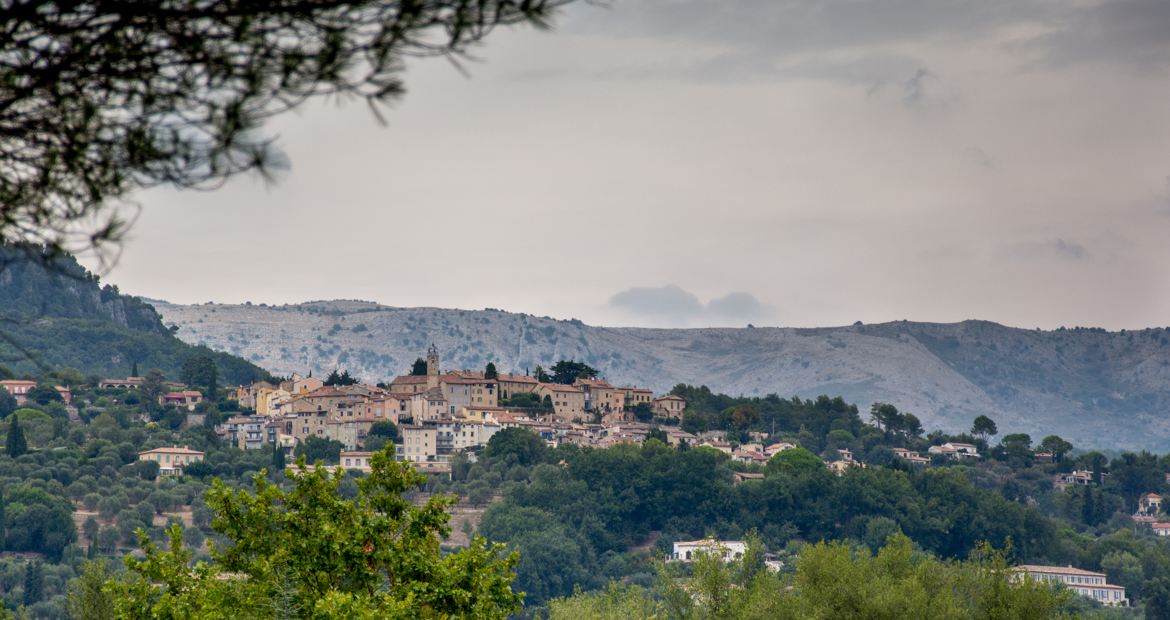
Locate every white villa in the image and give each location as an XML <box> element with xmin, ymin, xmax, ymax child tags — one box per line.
<box><xmin>668</xmin><ymin>539</ymin><xmax>747</xmax><ymax>563</ymax></box>
<box><xmin>1015</xmin><ymin>565</ymin><xmax>1128</xmax><ymax>607</ymax></box>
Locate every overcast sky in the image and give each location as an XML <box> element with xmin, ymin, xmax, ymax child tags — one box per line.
<box><xmin>88</xmin><ymin>0</ymin><xmax>1170</xmax><ymax>330</ymax></box>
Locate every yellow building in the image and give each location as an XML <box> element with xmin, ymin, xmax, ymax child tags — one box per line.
<box><xmin>536</xmin><ymin>383</ymin><xmax>586</xmax><ymax>421</ymax></box>
<box><xmin>400</xmin><ymin>424</ymin><xmax>437</xmax><ymax>462</ymax></box>
<box><xmin>137</xmin><ymin>446</ymin><xmax>205</xmax><ymax>476</ymax></box>
<box><xmin>653</xmin><ymin>395</ymin><xmax>686</xmax><ymax>419</ymax></box>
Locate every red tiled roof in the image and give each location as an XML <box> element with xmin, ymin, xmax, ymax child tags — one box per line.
<box><xmin>139</xmin><ymin>446</ymin><xmax>205</xmax><ymax>456</ymax></box>
<box><xmin>539</xmin><ymin>383</ymin><xmax>583</xmax><ymax>393</ymax></box>
<box><xmin>498</xmin><ymin>374</ymin><xmax>539</xmax><ymax>384</ymax></box>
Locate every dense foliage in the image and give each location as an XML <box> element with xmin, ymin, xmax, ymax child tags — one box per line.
<box><xmin>106</xmin><ymin>447</ymin><xmax>522</xmax><ymax>619</ymax></box>
<box><xmin>550</xmin><ymin>534</ymin><xmax>1075</xmax><ymax>620</ymax></box>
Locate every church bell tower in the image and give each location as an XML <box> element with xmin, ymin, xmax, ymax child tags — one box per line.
<box><xmin>426</xmin><ymin>343</ymin><xmax>440</xmax><ymax>389</ymax></box>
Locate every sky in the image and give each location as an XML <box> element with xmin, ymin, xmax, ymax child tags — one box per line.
<box><xmin>87</xmin><ymin>0</ymin><xmax>1170</xmax><ymax>330</ymax></box>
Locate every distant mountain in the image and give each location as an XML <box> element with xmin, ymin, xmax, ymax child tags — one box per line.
<box><xmin>0</xmin><ymin>247</ymin><xmax>270</xmax><ymax>384</ymax></box>
<box><xmin>153</xmin><ymin>299</ymin><xmax>1170</xmax><ymax>450</ymax></box>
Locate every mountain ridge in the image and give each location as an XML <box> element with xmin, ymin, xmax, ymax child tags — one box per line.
<box><xmin>0</xmin><ymin>248</ymin><xmax>271</xmax><ymax>384</ymax></box>
<box><xmin>151</xmin><ymin>299</ymin><xmax>1170</xmax><ymax>450</ymax></box>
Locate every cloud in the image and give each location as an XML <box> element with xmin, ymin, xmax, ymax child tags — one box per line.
<box><xmin>901</xmin><ymin>68</ymin><xmax>932</xmax><ymax>105</ymax></box>
<box><xmin>1052</xmin><ymin>239</ymin><xmax>1090</xmax><ymax>260</ymax></box>
<box><xmin>559</xmin><ymin>0</ymin><xmax>1170</xmax><ymax>83</ymax></box>
<box><xmin>1003</xmin><ymin>239</ymin><xmax>1091</xmax><ymax>261</ymax></box>
<box><xmin>707</xmin><ymin>292</ymin><xmax>772</xmax><ymax>322</ymax></box>
<box><xmin>609</xmin><ymin>285</ymin><xmax>704</xmax><ymax>323</ymax></box>
<box><xmin>609</xmin><ymin>285</ymin><xmax>774</xmax><ymax>326</ymax></box>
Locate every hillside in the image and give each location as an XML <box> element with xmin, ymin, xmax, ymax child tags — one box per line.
<box><xmin>0</xmin><ymin>247</ymin><xmax>271</xmax><ymax>384</ymax></box>
<box><xmin>154</xmin><ymin>299</ymin><xmax>1170</xmax><ymax>450</ymax></box>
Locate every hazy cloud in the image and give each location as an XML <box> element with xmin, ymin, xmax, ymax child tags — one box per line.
<box><xmin>88</xmin><ymin>1</ymin><xmax>1170</xmax><ymax>332</ymax></box>
<box><xmin>901</xmin><ymin>68</ymin><xmax>932</xmax><ymax>105</ymax></box>
<box><xmin>1004</xmin><ymin>239</ymin><xmax>1091</xmax><ymax>262</ymax></box>
<box><xmin>707</xmin><ymin>292</ymin><xmax>773</xmax><ymax>323</ymax></box>
<box><xmin>610</xmin><ymin>286</ymin><xmax>773</xmax><ymax>326</ymax></box>
<box><xmin>1052</xmin><ymin>239</ymin><xmax>1090</xmax><ymax>261</ymax></box>
<box><xmin>609</xmin><ymin>285</ymin><xmax>704</xmax><ymax>322</ymax></box>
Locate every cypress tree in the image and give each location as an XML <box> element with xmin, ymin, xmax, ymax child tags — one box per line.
<box><xmin>272</xmin><ymin>442</ymin><xmax>286</xmax><ymax>472</ymax></box>
<box><xmin>23</xmin><ymin>560</ymin><xmax>43</xmax><ymax>605</ymax></box>
<box><xmin>6</xmin><ymin>414</ymin><xmax>27</xmax><ymax>457</ymax></box>
<box><xmin>1082</xmin><ymin>488</ymin><xmax>1096</xmax><ymax>526</ymax></box>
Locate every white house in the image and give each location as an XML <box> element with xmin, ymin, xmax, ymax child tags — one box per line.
<box><xmin>1015</xmin><ymin>565</ymin><xmax>1127</xmax><ymax>607</ymax></box>
<box><xmin>668</xmin><ymin>539</ymin><xmax>748</xmax><ymax>563</ymax></box>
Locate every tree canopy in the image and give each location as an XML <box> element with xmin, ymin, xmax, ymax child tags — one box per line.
<box><xmin>549</xmin><ymin>360</ymin><xmax>598</xmax><ymax>385</ymax></box>
<box><xmin>323</xmin><ymin>369</ymin><xmax>358</xmax><ymax>386</ymax></box>
<box><xmin>1</xmin><ymin>0</ymin><xmax>571</xmax><ymax>261</ymax></box>
<box><xmin>107</xmin><ymin>447</ymin><xmax>522</xmax><ymax>618</ymax></box>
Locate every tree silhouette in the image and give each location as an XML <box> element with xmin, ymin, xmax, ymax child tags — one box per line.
<box><xmin>1</xmin><ymin>0</ymin><xmax>572</xmax><ymax>262</ymax></box>
<box><xmin>6</xmin><ymin>414</ymin><xmax>27</xmax><ymax>457</ymax></box>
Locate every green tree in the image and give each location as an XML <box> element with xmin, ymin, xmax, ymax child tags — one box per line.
<box><xmin>324</xmin><ymin>369</ymin><xmax>358</xmax><ymax>386</ymax></box>
<box><xmin>140</xmin><ymin>369</ymin><xmax>166</xmax><ymax>409</ymax></box>
<box><xmin>107</xmin><ymin>446</ymin><xmax>522</xmax><ymax>618</ymax></box>
<box><xmin>272</xmin><ymin>442</ymin><xmax>287</xmax><ymax>472</ymax></box>
<box><xmin>766</xmin><ymin>447</ymin><xmax>823</xmax><ymax>478</ymax></box>
<box><xmin>181</xmin><ymin>354</ymin><xmax>218</xmax><ymax>399</ymax></box>
<box><xmin>0</xmin><ymin>388</ymin><xmax>15</xmax><ymax>418</ymax></box>
<box><xmin>548</xmin><ymin>582</ymin><xmax>661</xmax><ymax>620</ymax></box>
<box><xmin>27</xmin><ymin>382</ymin><xmax>63</xmax><ymax>406</ymax></box>
<box><xmin>999</xmin><ymin>433</ymin><xmax>1033</xmax><ymax>464</ymax></box>
<box><xmin>66</xmin><ymin>559</ymin><xmax>115</xmax><ymax>620</ymax></box>
<box><xmin>632</xmin><ymin>402</ymin><xmax>654</xmax><ymax>423</ymax></box>
<box><xmin>971</xmin><ymin>415</ymin><xmax>998</xmax><ymax>441</ymax></box>
<box><xmin>484</xmin><ymin>428</ymin><xmax>548</xmax><ymax>466</ymax></box>
<box><xmin>411</xmin><ymin>358</ymin><xmax>428</xmax><ymax>376</ymax></box>
<box><xmin>1038</xmin><ymin>435</ymin><xmax>1073</xmax><ymax>463</ymax></box>
<box><xmin>899</xmin><ymin>413</ymin><xmax>924</xmax><ymax>437</ymax></box>
<box><xmin>6</xmin><ymin>414</ymin><xmax>27</xmax><ymax>457</ymax></box>
<box><xmin>485</xmin><ymin>362</ymin><xmax>499</xmax><ymax>380</ymax></box>
<box><xmin>1145</xmin><ymin>577</ymin><xmax>1170</xmax><ymax>620</ymax></box>
<box><xmin>294</xmin><ymin>436</ymin><xmax>345</xmax><ymax>464</ymax></box>
<box><xmin>728</xmin><ymin>403</ymin><xmax>759</xmax><ymax>429</ymax></box>
<box><xmin>869</xmin><ymin>402</ymin><xmax>900</xmax><ymax>433</ymax></box>
<box><xmin>550</xmin><ymin>360</ymin><xmax>599</xmax><ymax>385</ymax></box>
<box><xmin>22</xmin><ymin>560</ymin><xmax>43</xmax><ymax>606</ymax></box>
<box><xmin>368</xmin><ymin>420</ymin><xmax>400</xmax><ymax>443</ymax></box>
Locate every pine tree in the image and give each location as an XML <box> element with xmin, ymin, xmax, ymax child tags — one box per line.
<box><xmin>6</xmin><ymin>414</ymin><xmax>27</xmax><ymax>457</ymax></box>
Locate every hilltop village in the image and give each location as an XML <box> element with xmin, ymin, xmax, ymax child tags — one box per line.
<box><xmin>216</xmin><ymin>346</ymin><xmax>692</xmax><ymax>474</ymax></box>
<box><xmin>10</xmin><ymin>346</ymin><xmax>1170</xmax><ymax>613</ymax></box>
